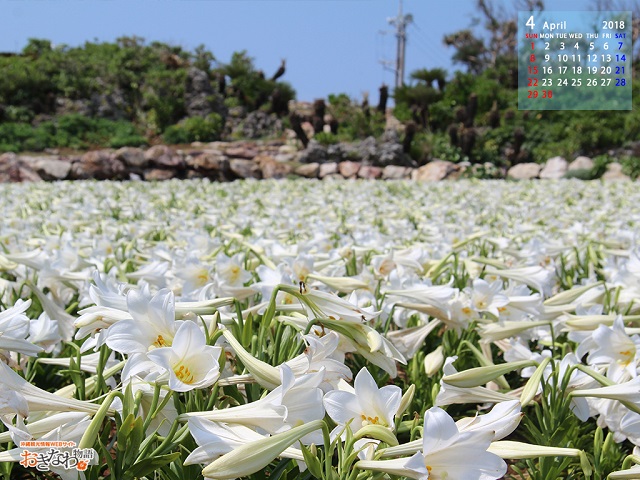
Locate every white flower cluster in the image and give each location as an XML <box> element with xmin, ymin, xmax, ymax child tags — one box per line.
<box><xmin>0</xmin><ymin>178</ymin><xmax>639</xmax><ymax>479</ymax></box>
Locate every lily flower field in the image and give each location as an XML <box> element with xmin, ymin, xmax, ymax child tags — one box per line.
<box><xmin>1</xmin><ymin>178</ymin><xmax>640</xmax><ymax>480</ymax></box>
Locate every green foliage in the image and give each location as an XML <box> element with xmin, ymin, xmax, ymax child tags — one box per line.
<box><xmin>162</xmin><ymin>113</ymin><xmax>223</xmax><ymax>144</ymax></box>
<box><xmin>217</xmin><ymin>51</ymin><xmax>294</xmax><ymax>113</ymax></box>
<box><xmin>327</xmin><ymin>93</ymin><xmax>385</xmax><ymax>141</ymax></box>
<box><xmin>620</xmin><ymin>156</ymin><xmax>640</xmax><ymax>179</ymax></box>
<box><xmin>313</xmin><ymin>132</ymin><xmax>339</xmax><ymax>146</ymax></box>
<box><xmin>408</xmin><ymin>131</ymin><xmax>467</xmax><ymax>164</ymax></box>
<box><xmin>0</xmin><ymin>114</ymin><xmax>146</xmax><ymax>152</ymax></box>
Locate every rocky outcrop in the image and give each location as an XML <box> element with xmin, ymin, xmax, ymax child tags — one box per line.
<box><xmin>20</xmin><ymin>156</ymin><xmax>71</xmax><ymax>180</ymax></box>
<box><xmin>70</xmin><ymin>150</ymin><xmax>126</xmax><ymax>180</ymax></box>
<box><xmin>568</xmin><ymin>156</ymin><xmax>594</xmax><ymax>171</ymax></box>
<box><xmin>539</xmin><ymin>156</ymin><xmax>568</xmax><ymax>179</ymax></box>
<box><xmin>115</xmin><ymin>147</ymin><xmax>147</xmax><ymax>169</ymax></box>
<box><xmin>412</xmin><ymin>160</ymin><xmax>459</xmax><ymax>182</ymax></box>
<box><xmin>233</xmin><ymin>111</ymin><xmax>282</xmax><ymax>139</ymax></box>
<box><xmin>0</xmin><ymin>153</ymin><xmax>42</xmax><ymax>182</ymax></box>
<box><xmin>507</xmin><ymin>163</ymin><xmax>541</xmax><ymax>180</ymax></box>
<box><xmin>602</xmin><ymin>162</ymin><xmax>631</xmax><ymax>181</ymax></box>
<box><xmin>185</xmin><ymin>67</ymin><xmax>226</xmax><ymax>120</ymax></box>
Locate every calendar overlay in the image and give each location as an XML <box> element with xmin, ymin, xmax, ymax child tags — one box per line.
<box><xmin>518</xmin><ymin>11</ymin><xmax>632</xmax><ymax>110</ymax></box>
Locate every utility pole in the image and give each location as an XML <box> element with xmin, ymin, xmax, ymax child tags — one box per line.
<box><xmin>388</xmin><ymin>0</ymin><xmax>412</xmax><ymax>89</ymax></box>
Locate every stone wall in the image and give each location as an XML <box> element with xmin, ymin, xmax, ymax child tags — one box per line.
<box><xmin>0</xmin><ymin>141</ymin><xmax>633</xmax><ymax>183</ymax></box>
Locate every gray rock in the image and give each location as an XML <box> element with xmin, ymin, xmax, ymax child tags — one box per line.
<box><xmin>258</xmin><ymin>156</ymin><xmax>292</xmax><ymax>179</ymax></box>
<box><xmin>274</xmin><ymin>153</ymin><xmax>296</xmax><ymax>163</ymax></box>
<box><xmin>185</xmin><ymin>67</ymin><xmax>226</xmax><ymax>120</ymax></box>
<box><xmin>295</xmin><ymin>163</ymin><xmax>320</xmax><ymax>178</ymax></box>
<box><xmin>188</xmin><ymin>151</ymin><xmax>228</xmax><ymax>171</ymax></box>
<box><xmin>144</xmin><ymin>169</ymin><xmax>177</xmax><ymax>181</ymax></box>
<box><xmin>145</xmin><ymin>145</ymin><xmax>171</xmax><ymax>162</ymax></box>
<box><xmin>382</xmin><ymin>165</ymin><xmax>411</xmax><ymax>180</ymax></box>
<box><xmin>377</xmin><ymin>141</ymin><xmax>408</xmax><ymax>167</ymax></box>
<box><xmin>233</xmin><ymin>111</ymin><xmax>282</xmax><ymax>139</ymax></box>
<box><xmin>568</xmin><ymin>156</ymin><xmax>594</xmax><ymax>171</ymax></box>
<box><xmin>602</xmin><ymin>162</ymin><xmax>631</xmax><ymax>181</ymax></box>
<box><xmin>326</xmin><ymin>143</ymin><xmax>346</xmax><ymax>163</ymax></box>
<box><xmin>225</xmin><ymin>146</ymin><xmax>258</xmax><ymax>159</ymax></box>
<box><xmin>145</xmin><ymin>145</ymin><xmax>184</xmax><ymax>169</ymax></box>
<box><xmin>0</xmin><ymin>153</ymin><xmax>21</xmax><ymax>183</ymax></box>
<box><xmin>381</xmin><ymin>128</ymin><xmax>400</xmax><ymax>143</ymax></box>
<box><xmin>90</xmin><ymin>89</ymin><xmax>127</xmax><ymax>120</ymax></box>
<box><xmin>318</xmin><ymin>162</ymin><xmax>338</xmax><ymax>178</ymax></box>
<box><xmin>115</xmin><ymin>147</ymin><xmax>147</xmax><ymax>169</ymax></box>
<box><xmin>230</xmin><ymin>159</ymin><xmax>261</xmax><ymax>179</ymax></box>
<box><xmin>412</xmin><ymin>160</ymin><xmax>459</xmax><ymax>182</ymax></box>
<box><xmin>20</xmin><ymin>156</ymin><xmax>71</xmax><ymax>180</ymax></box>
<box><xmin>18</xmin><ymin>166</ymin><xmax>43</xmax><ymax>182</ymax></box>
<box><xmin>507</xmin><ymin>163</ymin><xmax>541</xmax><ymax>180</ymax></box>
<box><xmin>355</xmin><ymin>137</ymin><xmax>378</xmax><ymax>165</ymax></box>
<box><xmin>539</xmin><ymin>156</ymin><xmax>568</xmax><ymax>179</ymax></box>
<box><xmin>70</xmin><ymin>150</ymin><xmax>126</xmax><ymax>180</ymax></box>
<box><xmin>298</xmin><ymin>140</ymin><xmax>328</xmax><ymax>164</ymax></box>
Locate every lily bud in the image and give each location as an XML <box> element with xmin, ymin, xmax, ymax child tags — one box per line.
<box><xmin>221</xmin><ymin>329</ymin><xmax>280</xmax><ymax>390</ymax></box>
<box><xmin>201</xmin><ymin>420</ymin><xmax>324</xmax><ymax>479</ymax></box>
<box><xmin>354</xmin><ymin>425</ymin><xmax>399</xmax><ymax>446</ymax></box>
<box><xmin>443</xmin><ymin>360</ymin><xmax>535</xmax><ymax>388</ymax></box>
<box><xmin>543</xmin><ymin>281</ymin><xmax>604</xmax><ymax>306</ymax></box>
<box><xmin>488</xmin><ymin>440</ymin><xmax>581</xmax><ymax>459</ymax></box>
<box><xmin>519</xmin><ymin>357</ymin><xmax>551</xmax><ymax>406</ymax></box>
<box><xmin>307</xmin><ymin>273</ymin><xmax>369</xmax><ymax>293</ymax></box>
<box><xmin>397</xmin><ymin>384</ymin><xmax>416</xmax><ymax>419</ymax></box>
<box><xmin>424</xmin><ymin>346</ymin><xmax>445</xmax><ymax>376</ymax></box>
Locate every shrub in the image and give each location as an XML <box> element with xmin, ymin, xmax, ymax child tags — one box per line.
<box><xmin>313</xmin><ymin>132</ymin><xmax>339</xmax><ymax>146</ymax></box>
<box><xmin>162</xmin><ymin>113</ymin><xmax>223</xmax><ymax>144</ymax></box>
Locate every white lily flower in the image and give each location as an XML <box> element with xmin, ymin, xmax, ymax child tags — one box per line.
<box><xmin>456</xmin><ymin>400</ymin><xmax>523</xmax><ymax>440</ymax></box>
<box><xmin>0</xmin><ymin>412</ymin><xmax>88</xmax><ymax>444</ymax></box>
<box><xmin>485</xmin><ymin>266</ymin><xmax>554</xmax><ymax>297</ymax></box>
<box><xmin>0</xmin><ymin>361</ymin><xmax>104</xmax><ymax>415</ymax></box>
<box><xmin>184</xmin><ymin>417</ymin><xmax>305</xmax><ymax>466</ymax></box>
<box><xmin>298</xmin><ymin>287</ymin><xmax>381</xmax><ymax>323</ymax></box>
<box><xmin>284</xmin><ymin>331</ymin><xmax>352</xmax><ymax>391</ymax></box>
<box><xmin>571</xmin><ymin>377</ymin><xmax>640</xmax><ymax>403</ymax></box>
<box><xmin>26</xmin><ymin>312</ymin><xmax>60</xmax><ymax>354</ymax></box>
<box><xmin>324</xmin><ymin>367</ymin><xmax>402</xmax><ymax>434</ymax></box>
<box><xmin>385</xmin><ymin>282</ymin><xmax>456</xmax><ymax>312</ymax></box>
<box><xmin>587</xmin><ymin>315</ymin><xmax>640</xmax><ymax>382</ymax></box>
<box><xmin>465</xmin><ymin>278</ymin><xmax>509</xmax><ymax>318</ymax></box>
<box><xmin>147</xmin><ymin>321</ymin><xmax>222</xmax><ymax>392</ymax></box>
<box><xmin>386</xmin><ymin>320</ymin><xmax>441</xmax><ymax>359</ymax></box>
<box><xmin>105</xmin><ymin>288</ymin><xmax>181</xmax><ymax>354</ymax></box>
<box><xmin>181</xmin><ymin>365</ymin><xmax>325</xmax><ymax>437</ymax></box>
<box><xmin>126</xmin><ymin>260</ymin><xmax>170</xmax><ymax>288</ymax></box>
<box><xmin>357</xmin><ymin>407</ymin><xmax>507</xmax><ymax>480</ymax></box>
<box><xmin>201</xmin><ymin>419</ymin><xmax>323</xmax><ymax>479</ymax></box>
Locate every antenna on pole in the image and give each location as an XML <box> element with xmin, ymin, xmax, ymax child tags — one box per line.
<box><xmin>388</xmin><ymin>0</ymin><xmax>412</xmax><ymax>90</ymax></box>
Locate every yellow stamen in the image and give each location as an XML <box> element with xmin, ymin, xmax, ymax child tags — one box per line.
<box><xmin>174</xmin><ymin>364</ymin><xmax>195</xmax><ymax>384</ymax></box>
<box><xmin>154</xmin><ymin>335</ymin><xmax>168</xmax><ymax>348</ymax></box>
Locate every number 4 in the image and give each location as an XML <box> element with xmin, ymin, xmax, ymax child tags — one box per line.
<box><xmin>526</xmin><ymin>15</ymin><xmax>535</xmax><ymax>29</ymax></box>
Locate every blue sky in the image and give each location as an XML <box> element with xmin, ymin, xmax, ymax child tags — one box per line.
<box><xmin>0</xmin><ymin>0</ymin><xmax>616</xmax><ymax>101</ymax></box>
